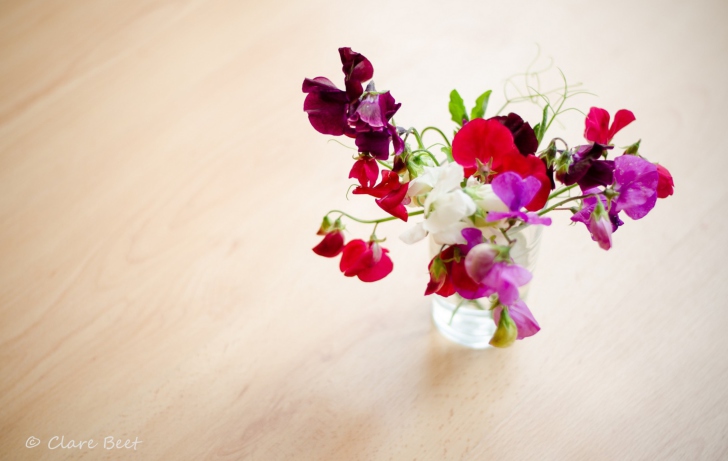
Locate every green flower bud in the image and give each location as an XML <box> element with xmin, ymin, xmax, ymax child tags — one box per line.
<box><xmin>316</xmin><ymin>216</ymin><xmax>333</xmax><ymax>236</ymax></box>
<box><xmin>624</xmin><ymin>139</ymin><xmax>641</xmax><ymax>155</ymax></box>
<box><xmin>489</xmin><ymin>307</ymin><xmax>518</xmax><ymax>348</ymax></box>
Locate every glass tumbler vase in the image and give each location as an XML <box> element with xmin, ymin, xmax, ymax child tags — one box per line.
<box><xmin>430</xmin><ymin>225</ymin><xmax>543</xmax><ymax>349</ymax></box>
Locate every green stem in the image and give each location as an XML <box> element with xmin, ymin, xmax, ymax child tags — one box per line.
<box><xmin>420</xmin><ymin>126</ymin><xmax>451</xmax><ymax>147</ymax></box>
<box><xmin>411</xmin><ymin>149</ymin><xmax>440</xmax><ymax>166</ymax></box>
<box><xmin>537</xmin><ymin>193</ymin><xmax>601</xmax><ymax>216</ymax></box>
<box><xmin>548</xmin><ymin>183</ymin><xmax>577</xmax><ymax>200</ymax></box>
<box><xmin>376</xmin><ymin>159</ymin><xmax>393</xmax><ymax>170</ymax></box>
<box><xmin>449</xmin><ymin>298</ymin><xmax>466</xmax><ymax>325</ymax></box>
<box><xmin>327</xmin><ymin>209</ymin><xmax>424</xmax><ymax>224</ymax></box>
<box><xmin>410</xmin><ymin>128</ymin><xmax>425</xmax><ymax>149</ymax></box>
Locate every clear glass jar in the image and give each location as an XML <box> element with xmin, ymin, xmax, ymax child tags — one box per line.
<box><xmin>430</xmin><ymin>224</ymin><xmax>543</xmax><ymax>349</ymax></box>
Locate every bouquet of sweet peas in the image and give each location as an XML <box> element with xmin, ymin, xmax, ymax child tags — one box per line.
<box><xmin>302</xmin><ymin>48</ymin><xmax>674</xmax><ymax>347</ymax></box>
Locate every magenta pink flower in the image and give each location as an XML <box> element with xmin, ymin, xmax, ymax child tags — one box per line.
<box><xmin>493</xmin><ymin>300</ymin><xmax>540</xmax><ymax>340</ymax></box>
<box><xmin>485</xmin><ymin>172</ymin><xmax>553</xmax><ymax>226</ymax></box>
<box><xmin>571</xmin><ymin>192</ymin><xmax>614</xmax><ymax>250</ymax></box>
<box><xmin>584</xmin><ymin>107</ymin><xmax>635</xmax><ymax>145</ymax></box>
<box><xmin>339</xmin><ymin>239</ymin><xmax>393</xmax><ymax>282</ymax></box>
<box><xmin>613</xmin><ymin>155</ymin><xmax>658</xmax><ymax>220</ymax></box>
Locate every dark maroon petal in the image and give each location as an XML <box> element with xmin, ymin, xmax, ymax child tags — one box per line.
<box><xmin>577</xmin><ymin>159</ymin><xmax>615</xmax><ymax>190</ymax></box>
<box><xmin>355</xmin><ymin>130</ymin><xmax>391</xmax><ymax>160</ymax></box>
<box><xmin>339</xmin><ymin>47</ymin><xmax>374</xmax><ymax>102</ymax></box>
<box><xmin>491</xmin><ymin>113</ymin><xmax>539</xmax><ymax>155</ymax></box>
<box><xmin>556</xmin><ymin>144</ymin><xmax>608</xmax><ymax>186</ymax></box>
<box><xmin>302</xmin><ymin>76</ymin><xmax>346</xmax><ymax>96</ymax></box>
<box><xmin>312</xmin><ymin>231</ymin><xmax>345</xmax><ymax>257</ymax></box>
<box><xmin>389</xmin><ymin>124</ymin><xmax>404</xmax><ymax>155</ymax></box>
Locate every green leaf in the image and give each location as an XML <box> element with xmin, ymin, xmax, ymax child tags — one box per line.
<box><xmin>441</xmin><ymin>145</ymin><xmax>453</xmax><ymax>163</ymax></box>
<box><xmin>470</xmin><ymin>90</ymin><xmax>492</xmax><ymax>120</ymax></box>
<box><xmin>532</xmin><ymin>123</ymin><xmax>541</xmax><ymax>141</ymax></box>
<box><xmin>448</xmin><ymin>90</ymin><xmax>468</xmax><ymax>127</ymax></box>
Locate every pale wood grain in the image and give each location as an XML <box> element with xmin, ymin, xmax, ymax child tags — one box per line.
<box><xmin>1</xmin><ymin>0</ymin><xmax>727</xmax><ymax>459</ymax></box>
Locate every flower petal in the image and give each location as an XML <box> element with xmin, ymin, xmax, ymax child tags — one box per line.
<box><xmin>357</xmin><ymin>248</ymin><xmax>393</xmax><ymax>282</ymax></box>
<box><xmin>464</xmin><ymin>243</ymin><xmax>497</xmax><ymax>282</ymax></box>
<box><xmin>609</xmin><ymin>109</ymin><xmax>636</xmax><ymax>141</ymax></box>
<box><xmin>584</xmin><ymin>107</ymin><xmax>611</xmax><ymax>144</ymax></box>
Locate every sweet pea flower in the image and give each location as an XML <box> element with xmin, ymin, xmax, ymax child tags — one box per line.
<box><xmin>556</xmin><ymin>144</ymin><xmax>616</xmax><ymax>190</ymax></box>
<box><xmin>339</xmin><ymin>239</ymin><xmax>393</xmax><ymax>282</ymax></box>
<box><xmin>451</xmin><ymin>118</ymin><xmax>551</xmax><ymax>210</ymax></box>
<box><xmin>571</xmin><ymin>193</ymin><xmax>614</xmax><ymax>250</ymax></box>
<box><xmin>656</xmin><ymin>164</ymin><xmax>674</xmax><ymax>198</ymax></box>
<box><xmin>584</xmin><ymin>107</ymin><xmax>635</xmax><ymax>145</ymax></box>
<box><xmin>465</xmin><ymin>177</ymin><xmax>509</xmax><ymax>214</ymax></box>
<box><xmin>349</xmin><ymin>156</ymin><xmax>379</xmax><ymax>188</ymax></box>
<box><xmin>485</xmin><ymin>172</ymin><xmax>553</xmax><ymax>226</ymax></box>
<box><xmin>303</xmin><ymin>48</ymin><xmax>403</xmax><ymax>161</ymax></box>
<box><xmin>492</xmin><ymin>300</ymin><xmax>541</xmax><ymax>345</ymax></box>
<box><xmin>302</xmin><ymin>77</ymin><xmax>351</xmax><ymax>136</ymax></box>
<box><xmin>350</xmin><ymin>90</ymin><xmax>404</xmax><ymax>160</ymax></box>
<box><xmin>399</xmin><ymin>163</ymin><xmax>476</xmax><ymax>245</ymax></box>
<box><xmin>353</xmin><ymin>170</ymin><xmax>409</xmax><ymax>221</ymax></box>
<box><xmin>613</xmin><ymin>155</ymin><xmax>658</xmax><ymax>220</ymax></box>
<box><xmin>490</xmin><ymin>113</ymin><xmax>539</xmax><ymax>155</ymax></box>
<box><xmin>425</xmin><ymin>228</ymin><xmax>540</xmax><ymax>345</ymax></box>
<box><xmin>312</xmin><ymin>229</ymin><xmax>345</xmax><ymax>257</ymax></box>
<box><xmin>339</xmin><ymin>47</ymin><xmax>374</xmax><ymax>102</ymax></box>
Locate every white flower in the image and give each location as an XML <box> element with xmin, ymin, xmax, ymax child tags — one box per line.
<box><xmin>400</xmin><ymin>163</ymin><xmax>477</xmax><ymax>245</ymax></box>
<box><xmin>465</xmin><ymin>178</ymin><xmax>509</xmax><ymax>214</ymax></box>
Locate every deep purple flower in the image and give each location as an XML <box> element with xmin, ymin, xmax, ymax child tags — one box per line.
<box><xmin>486</xmin><ymin>172</ymin><xmax>553</xmax><ymax>226</ymax></box>
<box><xmin>302</xmin><ymin>48</ymin><xmax>403</xmax><ymax>161</ymax></box>
<box><xmin>350</xmin><ymin>91</ymin><xmax>404</xmax><ymax>160</ymax></box>
<box><xmin>556</xmin><ymin>144</ymin><xmax>615</xmax><ymax>190</ymax></box>
<box><xmin>613</xmin><ymin>155</ymin><xmax>658</xmax><ymax>220</ymax></box>
<box><xmin>339</xmin><ymin>47</ymin><xmax>373</xmax><ymax>102</ymax></box>
<box><xmin>302</xmin><ymin>77</ymin><xmax>351</xmax><ymax>136</ymax></box>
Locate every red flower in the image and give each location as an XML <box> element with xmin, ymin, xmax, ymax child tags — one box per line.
<box><xmin>349</xmin><ymin>156</ymin><xmax>379</xmax><ymax>188</ymax></box>
<box><xmin>312</xmin><ymin>230</ymin><xmax>345</xmax><ymax>257</ymax></box>
<box><xmin>451</xmin><ymin>118</ymin><xmax>550</xmax><ymax>211</ymax></box>
<box><xmin>584</xmin><ymin>107</ymin><xmax>635</xmax><ymax>145</ymax></box>
<box><xmin>352</xmin><ymin>170</ymin><xmax>409</xmax><ymax>221</ymax></box>
<box><xmin>425</xmin><ymin>247</ymin><xmax>456</xmax><ymax>297</ymax></box>
<box><xmin>656</xmin><ymin>164</ymin><xmax>674</xmax><ymax>199</ymax></box>
<box><xmin>339</xmin><ymin>239</ymin><xmax>393</xmax><ymax>282</ymax></box>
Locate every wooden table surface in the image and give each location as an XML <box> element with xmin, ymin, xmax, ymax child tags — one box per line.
<box><xmin>1</xmin><ymin>0</ymin><xmax>727</xmax><ymax>459</ymax></box>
